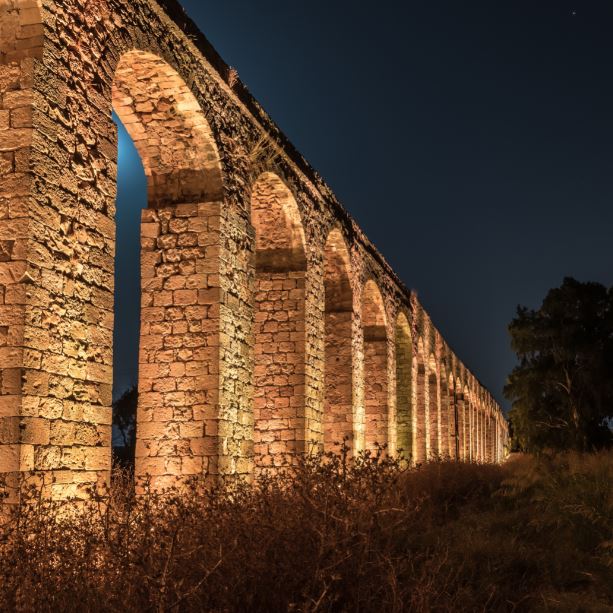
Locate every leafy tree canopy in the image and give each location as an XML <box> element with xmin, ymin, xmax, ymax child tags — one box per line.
<box><xmin>505</xmin><ymin>277</ymin><xmax>613</xmax><ymax>452</ymax></box>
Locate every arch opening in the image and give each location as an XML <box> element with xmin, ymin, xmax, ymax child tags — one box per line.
<box><xmin>111</xmin><ymin>50</ymin><xmax>224</xmax><ymax>491</ymax></box>
<box><xmin>361</xmin><ymin>280</ymin><xmax>388</xmax><ymax>452</ymax></box>
<box><xmin>395</xmin><ymin>312</ymin><xmax>412</xmax><ymax>459</ymax></box>
<box><xmin>323</xmin><ymin>228</ymin><xmax>353</xmax><ymax>454</ymax></box>
<box><xmin>439</xmin><ymin>365</ymin><xmax>449</xmax><ymax>458</ymax></box>
<box><xmin>466</xmin><ymin>387</ymin><xmax>475</xmax><ymax>461</ymax></box>
<box><xmin>415</xmin><ymin>338</ymin><xmax>427</xmax><ymax>463</ymax></box>
<box><xmin>448</xmin><ymin>374</ymin><xmax>459</xmax><ymax>459</ymax></box>
<box><xmin>251</xmin><ymin>172</ymin><xmax>307</xmax><ymax>470</ymax></box>
<box><xmin>113</xmin><ymin>50</ymin><xmax>224</xmax><ymax>207</ymax></box>
<box><xmin>427</xmin><ymin>358</ymin><xmax>439</xmax><ymax>458</ymax></box>
<box><xmin>456</xmin><ymin>381</ymin><xmax>467</xmax><ymax>460</ymax></box>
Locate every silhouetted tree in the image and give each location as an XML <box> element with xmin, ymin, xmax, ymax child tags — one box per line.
<box><xmin>505</xmin><ymin>277</ymin><xmax>613</xmax><ymax>452</ymax></box>
<box><xmin>112</xmin><ymin>386</ymin><xmax>137</xmax><ymax>469</ymax></box>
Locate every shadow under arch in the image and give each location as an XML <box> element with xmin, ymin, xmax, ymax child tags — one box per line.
<box><xmin>251</xmin><ymin>172</ymin><xmax>307</xmax><ymax>471</ymax></box>
<box><xmin>323</xmin><ymin>227</ymin><xmax>353</xmax><ymax>454</ymax></box>
<box><xmin>439</xmin><ymin>362</ymin><xmax>449</xmax><ymax>457</ymax></box>
<box><xmin>464</xmin><ymin>385</ymin><xmax>473</xmax><ymax>461</ymax></box>
<box><xmin>395</xmin><ymin>311</ymin><xmax>412</xmax><ymax>459</ymax></box>
<box><xmin>415</xmin><ymin>337</ymin><xmax>427</xmax><ymax>463</ymax></box>
<box><xmin>455</xmin><ymin>379</ymin><xmax>467</xmax><ymax>460</ymax></box>
<box><xmin>427</xmin><ymin>354</ymin><xmax>438</xmax><ymax>457</ymax></box>
<box><xmin>361</xmin><ymin>279</ymin><xmax>388</xmax><ymax>453</ymax></box>
<box><xmin>111</xmin><ymin>49</ymin><xmax>225</xmax><ymax>492</ymax></box>
<box><xmin>112</xmin><ymin>49</ymin><xmax>224</xmax><ymax>207</ymax></box>
<box><xmin>448</xmin><ymin>373</ymin><xmax>459</xmax><ymax>459</ymax></box>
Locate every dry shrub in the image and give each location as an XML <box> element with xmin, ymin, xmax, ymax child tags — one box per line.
<box><xmin>0</xmin><ymin>448</ymin><xmax>612</xmax><ymax>612</ymax></box>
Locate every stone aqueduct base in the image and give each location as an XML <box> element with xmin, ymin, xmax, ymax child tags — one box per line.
<box><xmin>0</xmin><ymin>0</ymin><xmax>508</xmax><ymax>501</ymax></box>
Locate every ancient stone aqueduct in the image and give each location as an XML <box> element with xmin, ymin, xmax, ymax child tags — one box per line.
<box><xmin>0</xmin><ymin>0</ymin><xmax>508</xmax><ymax>500</ymax></box>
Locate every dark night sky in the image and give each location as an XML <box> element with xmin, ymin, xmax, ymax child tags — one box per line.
<box><xmin>113</xmin><ymin>0</ymin><xmax>613</xmax><ymax>409</ymax></box>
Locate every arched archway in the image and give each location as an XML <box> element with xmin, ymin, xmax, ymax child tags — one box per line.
<box><xmin>486</xmin><ymin>405</ymin><xmax>493</xmax><ymax>462</ymax></box>
<box><xmin>323</xmin><ymin>228</ymin><xmax>353</xmax><ymax>454</ymax></box>
<box><xmin>395</xmin><ymin>312</ymin><xmax>413</xmax><ymax>459</ymax></box>
<box><xmin>463</xmin><ymin>385</ymin><xmax>472</xmax><ymax>460</ymax></box>
<box><xmin>478</xmin><ymin>399</ymin><xmax>484</xmax><ymax>461</ymax></box>
<box><xmin>439</xmin><ymin>364</ymin><xmax>449</xmax><ymax>457</ymax></box>
<box><xmin>470</xmin><ymin>388</ymin><xmax>478</xmax><ymax>461</ymax></box>
<box><xmin>476</xmin><ymin>394</ymin><xmax>483</xmax><ymax>461</ymax></box>
<box><xmin>251</xmin><ymin>172</ymin><xmax>307</xmax><ymax>470</ymax></box>
<box><xmin>362</xmin><ymin>280</ymin><xmax>388</xmax><ymax>452</ymax></box>
<box><xmin>113</xmin><ymin>51</ymin><xmax>224</xmax><ymax>206</ymax></box>
<box><xmin>415</xmin><ymin>338</ymin><xmax>427</xmax><ymax>463</ymax></box>
<box><xmin>428</xmin><ymin>356</ymin><xmax>439</xmax><ymax>457</ymax></box>
<box><xmin>448</xmin><ymin>374</ymin><xmax>459</xmax><ymax>459</ymax></box>
<box><xmin>454</xmin><ymin>380</ymin><xmax>465</xmax><ymax>460</ymax></box>
<box><xmin>112</xmin><ymin>50</ymin><xmax>225</xmax><ymax>491</ymax></box>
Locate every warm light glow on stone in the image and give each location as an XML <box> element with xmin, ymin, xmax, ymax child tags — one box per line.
<box><xmin>0</xmin><ymin>0</ymin><xmax>509</xmax><ymax>504</ymax></box>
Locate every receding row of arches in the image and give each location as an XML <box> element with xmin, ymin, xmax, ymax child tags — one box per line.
<box><xmin>110</xmin><ymin>48</ymin><xmax>499</xmax><ymax>481</ymax></box>
<box><xmin>108</xmin><ymin>49</ymin><xmax>506</xmax><ymax>480</ymax></box>
<box><xmin>0</xmin><ymin>0</ymin><xmax>507</xmax><ymax>500</ymax></box>
<box><xmin>248</xmin><ymin>171</ymin><xmax>503</xmax><ymax>466</ymax></box>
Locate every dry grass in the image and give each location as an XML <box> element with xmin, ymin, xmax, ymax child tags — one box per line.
<box><xmin>1</xmin><ymin>448</ymin><xmax>612</xmax><ymax>612</ymax></box>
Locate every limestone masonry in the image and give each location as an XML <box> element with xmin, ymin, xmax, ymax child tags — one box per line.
<box><xmin>0</xmin><ymin>0</ymin><xmax>509</xmax><ymax>500</ymax></box>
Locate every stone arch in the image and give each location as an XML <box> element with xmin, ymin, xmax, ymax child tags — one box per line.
<box><xmin>110</xmin><ymin>50</ymin><xmax>226</xmax><ymax>491</ymax></box>
<box><xmin>427</xmin><ymin>355</ymin><xmax>439</xmax><ymax>457</ymax></box>
<box><xmin>251</xmin><ymin>172</ymin><xmax>306</xmax><ymax>273</ymax></box>
<box><xmin>361</xmin><ymin>279</ymin><xmax>388</xmax><ymax>452</ymax></box>
<box><xmin>472</xmin><ymin>390</ymin><xmax>479</xmax><ymax>461</ymax></box>
<box><xmin>251</xmin><ymin>172</ymin><xmax>307</xmax><ymax>470</ymax></box>
<box><xmin>455</xmin><ymin>378</ymin><xmax>465</xmax><ymax>460</ymax></box>
<box><xmin>439</xmin><ymin>363</ymin><xmax>449</xmax><ymax>457</ymax></box>
<box><xmin>487</xmin><ymin>402</ymin><xmax>493</xmax><ymax>461</ymax></box>
<box><xmin>493</xmin><ymin>406</ymin><xmax>499</xmax><ymax>462</ymax></box>
<box><xmin>323</xmin><ymin>227</ymin><xmax>353</xmax><ymax>454</ymax></box>
<box><xmin>415</xmin><ymin>337</ymin><xmax>427</xmax><ymax>463</ymax></box>
<box><xmin>476</xmin><ymin>391</ymin><xmax>482</xmax><ymax>461</ymax></box>
<box><xmin>112</xmin><ymin>50</ymin><xmax>224</xmax><ymax>207</ymax></box>
<box><xmin>447</xmin><ymin>368</ymin><xmax>459</xmax><ymax>460</ymax></box>
<box><xmin>395</xmin><ymin>311</ymin><xmax>412</xmax><ymax>459</ymax></box>
<box><xmin>469</xmin><ymin>388</ymin><xmax>478</xmax><ymax>462</ymax></box>
<box><xmin>488</xmin><ymin>402</ymin><xmax>493</xmax><ymax>461</ymax></box>
<box><xmin>464</xmin><ymin>384</ymin><xmax>472</xmax><ymax>460</ymax></box>
<box><xmin>477</xmin><ymin>392</ymin><xmax>484</xmax><ymax>462</ymax></box>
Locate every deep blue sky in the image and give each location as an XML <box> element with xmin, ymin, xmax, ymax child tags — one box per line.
<box><xmin>114</xmin><ymin>0</ymin><xmax>613</xmax><ymax>409</ymax></box>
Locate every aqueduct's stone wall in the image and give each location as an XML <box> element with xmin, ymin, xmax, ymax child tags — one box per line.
<box><xmin>0</xmin><ymin>0</ymin><xmax>509</xmax><ymax>499</ymax></box>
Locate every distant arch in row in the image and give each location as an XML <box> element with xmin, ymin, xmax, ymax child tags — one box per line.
<box><xmin>395</xmin><ymin>313</ymin><xmax>413</xmax><ymax>458</ymax></box>
<box><xmin>251</xmin><ymin>172</ymin><xmax>307</xmax><ymax>469</ymax></box>
<box><xmin>362</xmin><ymin>280</ymin><xmax>388</xmax><ymax>452</ymax></box>
<box><xmin>114</xmin><ymin>50</ymin><xmax>226</xmax><ymax>490</ymax></box>
<box><xmin>323</xmin><ymin>228</ymin><xmax>354</xmax><ymax>453</ymax></box>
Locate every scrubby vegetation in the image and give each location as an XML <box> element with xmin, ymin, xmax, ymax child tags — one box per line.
<box><xmin>1</xmin><ymin>450</ymin><xmax>612</xmax><ymax>612</ymax></box>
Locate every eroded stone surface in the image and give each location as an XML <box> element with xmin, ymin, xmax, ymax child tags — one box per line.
<box><xmin>0</xmin><ymin>0</ymin><xmax>509</xmax><ymax>500</ymax></box>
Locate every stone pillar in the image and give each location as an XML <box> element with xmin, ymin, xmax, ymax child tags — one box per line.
<box><xmin>427</xmin><ymin>372</ymin><xmax>438</xmax><ymax>457</ymax></box>
<box><xmin>136</xmin><ymin>202</ymin><xmax>222</xmax><ymax>491</ymax></box>
<box><xmin>415</xmin><ymin>363</ymin><xmax>427</xmax><ymax>462</ymax></box>
<box><xmin>0</xmin><ymin>1</ymin><xmax>114</xmax><ymax>500</ymax></box>
<box><xmin>253</xmin><ymin>270</ymin><xmax>306</xmax><ymax>468</ymax></box>
<box><xmin>394</xmin><ymin>314</ymin><xmax>412</xmax><ymax>459</ymax></box>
